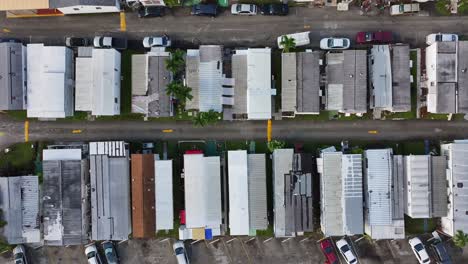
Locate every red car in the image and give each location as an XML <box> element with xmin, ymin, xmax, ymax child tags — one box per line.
<box><xmin>356</xmin><ymin>31</ymin><xmax>393</xmax><ymax>44</ymax></box>
<box><xmin>320</xmin><ymin>239</ymin><xmax>339</xmax><ymax>264</ymax></box>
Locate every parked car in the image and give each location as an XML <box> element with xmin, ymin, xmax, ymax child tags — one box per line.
<box><xmin>426</xmin><ymin>33</ymin><xmax>458</xmax><ymax>45</ymax></box>
<box><xmin>319</xmin><ymin>239</ymin><xmax>339</xmax><ymax>264</ymax></box>
<box><xmin>409</xmin><ymin>237</ymin><xmax>430</xmax><ymax>264</ymax></box>
<box><xmin>138</xmin><ymin>6</ymin><xmax>165</xmax><ymax>18</ymax></box>
<box><xmin>336</xmin><ymin>239</ymin><xmax>358</xmax><ymax>264</ymax></box>
<box><xmin>93</xmin><ymin>36</ymin><xmax>127</xmax><ymax>50</ymax></box>
<box><xmin>320</xmin><ymin>37</ymin><xmax>350</xmax><ymax>50</ymax></box>
<box><xmin>277</xmin><ymin>31</ymin><xmax>310</xmax><ymax>49</ymax></box>
<box><xmin>430</xmin><ymin>240</ymin><xmax>452</xmax><ymax>264</ymax></box>
<box><xmin>65</xmin><ymin>37</ymin><xmax>91</xmax><ymax>47</ymax></box>
<box><xmin>102</xmin><ymin>241</ymin><xmax>119</xmax><ymax>264</ymax></box>
<box><xmin>355</xmin><ymin>31</ymin><xmax>393</xmax><ymax>44</ymax></box>
<box><xmin>85</xmin><ymin>244</ymin><xmax>102</xmax><ymax>264</ymax></box>
<box><xmin>173</xmin><ymin>241</ymin><xmax>190</xmax><ymax>264</ymax></box>
<box><xmin>191</xmin><ymin>4</ymin><xmax>218</xmax><ymax>17</ymax></box>
<box><xmin>231</xmin><ymin>4</ymin><xmax>257</xmax><ymax>15</ymax></box>
<box><xmin>13</xmin><ymin>245</ymin><xmax>28</xmax><ymax>264</ymax></box>
<box><xmin>0</xmin><ymin>38</ymin><xmax>20</xmax><ymax>43</ymax></box>
<box><xmin>260</xmin><ymin>3</ymin><xmax>289</xmax><ymax>15</ymax></box>
<box><xmin>143</xmin><ymin>35</ymin><xmax>171</xmax><ymax>48</ymax></box>
<box><xmin>390</xmin><ymin>3</ymin><xmax>420</xmax><ymax>15</ymax></box>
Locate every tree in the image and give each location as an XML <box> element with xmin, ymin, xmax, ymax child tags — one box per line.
<box><xmin>192</xmin><ymin>110</ymin><xmax>220</xmax><ymax>127</ymax></box>
<box><xmin>166</xmin><ymin>81</ymin><xmax>193</xmax><ymax>104</ymax></box>
<box><xmin>165</xmin><ymin>49</ymin><xmax>185</xmax><ymax>74</ymax></box>
<box><xmin>267</xmin><ymin>140</ymin><xmax>286</xmax><ymax>153</ymax></box>
<box><xmin>435</xmin><ymin>0</ymin><xmax>451</xmax><ymax>15</ymax></box>
<box><xmin>453</xmin><ymin>230</ymin><xmax>468</xmax><ymax>248</ymax></box>
<box><xmin>280</xmin><ymin>36</ymin><xmax>296</xmax><ymax>53</ymax></box>
<box><xmin>459</xmin><ymin>0</ymin><xmax>468</xmax><ymax>14</ymax></box>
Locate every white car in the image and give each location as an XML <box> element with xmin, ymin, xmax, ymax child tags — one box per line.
<box><xmin>336</xmin><ymin>239</ymin><xmax>358</xmax><ymax>264</ymax></box>
<box><xmin>93</xmin><ymin>36</ymin><xmax>112</xmax><ymax>48</ymax></box>
<box><xmin>173</xmin><ymin>241</ymin><xmax>190</xmax><ymax>264</ymax></box>
<box><xmin>143</xmin><ymin>35</ymin><xmax>171</xmax><ymax>48</ymax></box>
<box><xmin>231</xmin><ymin>4</ymin><xmax>257</xmax><ymax>15</ymax></box>
<box><xmin>320</xmin><ymin>37</ymin><xmax>350</xmax><ymax>50</ymax></box>
<box><xmin>426</xmin><ymin>33</ymin><xmax>458</xmax><ymax>45</ymax></box>
<box><xmin>409</xmin><ymin>237</ymin><xmax>430</xmax><ymax>264</ymax></box>
<box><xmin>13</xmin><ymin>245</ymin><xmax>28</xmax><ymax>264</ymax></box>
<box><xmin>85</xmin><ymin>244</ymin><xmax>102</xmax><ymax>264</ymax></box>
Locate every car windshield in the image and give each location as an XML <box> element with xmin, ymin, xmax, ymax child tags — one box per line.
<box><xmin>328</xmin><ymin>39</ymin><xmax>334</xmax><ymax>47</ymax></box>
<box><xmin>250</xmin><ymin>5</ymin><xmax>254</xmax><ymax>12</ymax></box>
<box><xmin>15</xmin><ymin>260</ymin><xmax>23</xmax><ymax>264</ymax></box>
<box><xmin>236</xmin><ymin>5</ymin><xmax>242</xmax><ymax>11</ymax></box>
<box><xmin>366</xmin><ymin>33</ymin><xmax>372</xmax><ymax>41</ymax></box>
<box><xmin>341</xmin><ymin>244</ymin><xmax>350</xmax><ymax>252</ymax></box>
<box><xmin>175</xmin><ymin>247</ymin><xmax>184</xmax><ymax>255</ymax></box>
<box><xmin>87</xmin><ymin>251</ymin><xmax>96</xmax><ymax>259</ymax></box>
<box><xmin>414</xmin><ymin>243</ymin><xmax>424</xmax><ymax>251</ymax></box>
<box><xmin>14</xmin><ymin>253</ymin><xmax>24</xmax><ymax>264</ymax></box>
<box><xmin>325</xmin><ymin>246</ymin><xmax>333</xmax><ymax>254</ymax></box>
<box><xmin>435</xmin><ymin>35</ymin><xmax>443</xmax><ymax>41</ymax></box>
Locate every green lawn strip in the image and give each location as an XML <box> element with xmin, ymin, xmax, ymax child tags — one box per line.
<box><xmin>404</xmin><ymin>215</ymin><xmax>437</xmax><ymax>235</ymax></box>
<box><xmin>0</xmin><ymin>143</ymin><xmax>37</xmax><ymax>176</ymax></box>
<box><xmin>255</xmin><ymin>225</ymin><xmax>274</xmax><ymax>237</ymax></box>
<box><xmin>121</xmin><ymin>50</ymin><xmax>143</xmax><ymax>115</ymax></box>
<box><xmin>156</xmin><ymin>221</ymin><xmax>181</xmax><ymax>238</ymax></box>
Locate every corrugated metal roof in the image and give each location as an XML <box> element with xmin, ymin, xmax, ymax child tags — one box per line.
<box><xmin>281</xmin><ymin>53</ymin><xmax>297</xmax><ymax>113</ymax></box>
<box><xmin>90</xmin><ymin>155</ymin><xmax>131</xmax><ymax>241</ymax></box>
<box><xmin>392</xmin><ymin>155</ymin><xmax>405</xmax><ymax>220</ymax></box>
<box><xmin>248</xmin><ymin>154</ymin><xmax>268</xmax><ymax>231</ymax></box>
<box><xmin>131</xmin><ymin>154</ymin><xmax>155</xmax><ymax>238</ymax></box>
<box><xmin>184</xmin><ymin>154</ymin><xmax>222</xmax><ymax>230</ymax></box>
<box><xmin>91</xmin><ymin>48</ymin><xmax>121</xmax><ymax>116</ymax></box>
<box><xmin>0</xmin><ymin>176</ymin><xmax>40</xmax><ymax>244</ymax></box>
<box><xmin>273</xmin><ymin>149</ymin><xmax>294</xmax><ymax>237</ymax></box>
<box><xmin>297</xmin><ymin>51</ymin><xmax>320</xmax><ymax>114</ymax></box>
<box><xmin>370</xmin><ymin>45</ymin><xmax>393</xmax><ymax>110</ymax></box>
<box><xmin>89</xmin><ymin>141</ymin><xmax>127</xmax><ymax>157</ymax></box>
<box><xmin>132</xmin><ymin>54</ymin><xmax>147</xmax><ymax>96</ymax></box>
<box><xmin>228</xmin><ymin>151</ymin><xmax>250</xmax><ymax>235</ymax></box>
<box><xmin>232</xmin><ymin>53</ymin><xmax>247</xmax><ymax>116</ymax></box>
<box><xmin>391</xmin><ymin>44</ymin><xmax>411</xmax><ymax>112</ymax></box>
<box><xmin>342</xmin><ymin>154</ymin><xmax>364</xmax><ymax>235</ymax></box>
<box><xmin>0</xmin><ymin>42</ymin><xmax>25</xmax><ymax>110</ymax></box>
<box><xmin>75</xmin><ymin>57</ymin><xmax>93</xmax><ymax>111</ymax></box>
<box><xmin>247</xmin><ymin>48</ymin><xmax>272</xmax><ymax>120</ymax></box>
<box><xmin>185</xmin><ymin>53</ymin><xmax>200</xmax><ymax>111</ymax></box>
<box><xmin>155</xmin><ymin>160</ymin><xmax>174</xmax><ymax>230</ymax></box>
<box><xmin>431</xmin><ymin>156</ymin><xmax>448</xmax><ymax>217</ymax></box>
<box><xmin>27</xmin><ymin>44</ymin><xmax>74</xmax><ymax>118</ymax></box>
<box><xmin>457</xmin><ymin>42</ymin><xmax>468</xmax><ymax>113</ymax></box>
<box><xmin>404</xmin><ymin>155</ymin><xmax>430</xmax><ymax>218</ymax></box>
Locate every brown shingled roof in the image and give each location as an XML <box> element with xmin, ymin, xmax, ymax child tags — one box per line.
<box><xmin>131</xmin><ymin>154</ymin><xmax>156</xmax><ymax>238</ymax></box>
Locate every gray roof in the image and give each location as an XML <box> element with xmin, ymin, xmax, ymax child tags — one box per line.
<box><xmin>132</xmin><ymin>55</ymin><xmax>147</xmax><ymax>96</ymax></box>
<box><xmin>0</xmin><ymin>176</ymin><xmax>40</xmax><ymax>244</ymax></box>
<box><xmin>43</xmin><ymin>160</ymin><xmax>88</xmax><ymax>246</ymax></box>
<box><xmin>319</xmin><ymin>152</ymin><xmax>343</xmax><ymax>236</ymax></box>
<box><xmin>436</xmin><ymin>43</ymin><xmax>457</xmax><ymax>83</ymax></box>
<box><xmin>392</xmin><ymin>155</ymin><xmax>405</xmax><ymax>220</ymax></box>
<box><xmin>326</xmin><ymin>50</ymin><xmax>367</xmax><ymax>113</ymax></box>
<box><xmin>342</xmin><ymin>154</ymin><xmax>364</xmax><ymax>235</ymax></box>
<box><xmin>185</xmin><ymin>55</ymin><xmax>200</xmax><ymax>110</ymax></box>
<box><xmin>370</xmin><ymin>45</ymin><xmax>392</xmax><ymax>109</ymax></box>
<box><xmin>297</xmin><ymin>51</ymin><xmax>320</xmax><ymax>113</ymax></box>
<box><xmin>232</xmin><ymin>53</ymin><xmax>247</xmax><ymax>116</ymax></box>
<box><xmin>147</xmin><ymin>55</ymin><xmax>171</xmax><ymax>117</ymax></box>
<box><xmin>391</xmin><ymin>45</ymin><xmax>411</xmax><ymax>112</ymax></box>
<box><xmin>457</xmin><ymin>41</ymin><xmax>468</xmax><ymax>113</ymax></box>
<box><xmin>90</xmin><ymin>155</ymin><xmax>131</xmax><ymax>241</ymax></box>
<box><xmin>0</xmin><ymin>42</ymin><xmax>25</xmax><ymax>110</ymax></box>
<box><xmin>272</xmin><ymin>149</ymin><xmax>294</xmax><ymax>237</ymax></box>
<box><xmin>436</xmin><ymin>83</ymin><xmax>456</xmax><ymax>113</ymax></box>
<box><xmin>281</xmin><ymin>53</ymin><xmax>297</xmax><ymax>113</ymax></box>
<box><xmin>247</xmin><ymin>154</ymin><xmax>268</xmax><ymax>231</ymax></box>
<box><xmin>49</xmin><ymin>0</ymin><xmax>118</xmax><ymax>8</ymax></box>
<box><xmin>431</xmin><ymin>156</ymin><xmax>448</xmax><ymax>217</ymax></box>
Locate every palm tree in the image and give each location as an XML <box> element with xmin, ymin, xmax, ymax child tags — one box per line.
<box><xmin>267</xmin><ymin>140</ymin><xmax>286</xmax><ymax>153</ymax></box>
<box><xmin>192</xmin><ymin>110</ymin><xmax>220</xmax><ymax>127</ymax></box>
<box><xmin>280</xmin><ymin>36</ymin><xmax>296</xmax><ymax>53</ymax></box>
<box><xmin>453</xmin><ymin>230</ymin><xmax>468</xmax><ymax>248</ymax></box>
<box><xmin>166</xmin><ymin>81</ymin><xmax>193</xmax><ymax>103</ymax></box>
<box><xmin>165</xmin><ymin>49</ymin><xmax>185</xmax><ymax>74</ymax></box>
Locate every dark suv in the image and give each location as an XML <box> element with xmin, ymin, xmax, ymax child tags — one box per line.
<box><xmin>430</xmin><ymin>241</ymin><xmax>452</xmax><ymax>264</ymax></box>
<box><xmin>191</xmin><ymin>4</ymin><xmax>218</xmax><ymax>16</ymax></box>
<box><xmin>260</xmin><ymin>3</ymin><xmax>289</xmax><ymax>16</ymax></box>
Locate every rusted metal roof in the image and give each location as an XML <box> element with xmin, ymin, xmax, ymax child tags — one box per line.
<box><xmin>131</xmin><ymin>154</ymin><xmax>156</xmax><ymax>238</ymax></box>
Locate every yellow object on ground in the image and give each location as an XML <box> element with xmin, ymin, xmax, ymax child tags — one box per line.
<box><xmin>368</xmin><ymin>130</ymin><xmax>379</xmax><ymax>134</ymax></box>
<box><xmin>72</xmin><ymin>129</ymin><xmax>82</xmax><ymax>134</ymax></box>
<box><xmin>120</xmin><ymin>12</ymin><xmax>126</xmax><ymax>32</ymax></box>
<box><xmin>162</xmin><ymin>129</ymin><xmax>173</xmax><ymax>133</ymax></box>
<box><xmin>24</xmin><ymin>121</ymin><xmax>29</xmax><ymax>142</ymax></box>
<box><xmin>267</xmin><ymin>120</ymin><xmax>272</xmax><ymax>142</ymax></box>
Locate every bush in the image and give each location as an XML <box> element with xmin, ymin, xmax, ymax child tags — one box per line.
<box><xmin>435</xmin><ymin>0</ymin><xmax>451</xmax><ymax>15</ymax></box>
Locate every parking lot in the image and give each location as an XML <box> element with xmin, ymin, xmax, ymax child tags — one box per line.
<box><xmin>1</xmin><ymin>234</ymin><xmax>467</xmax><ymax>264</ymax></box>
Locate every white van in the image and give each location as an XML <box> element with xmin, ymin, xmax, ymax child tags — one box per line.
<box><xmin>277</xmin><ymin>31</ymin><xmax>311</xmax><ymax>49</ymax></box>
<box><xmin>390</xmin><ymin>3</ymin><xmax>420</xmax><ymax>15</ymax></box>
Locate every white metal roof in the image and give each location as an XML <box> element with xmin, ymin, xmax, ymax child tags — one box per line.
<box><xmin>131</xmin><ymin>54</ymin><xmax>148</xmax><ymax>96</ymax></box>
<box><xmin>184</xmin><ymin>154</ymin><xmax>222</xmax><ymax>230</ymax></box>
<box><xmin>75</xmin><ymin>57</ymin><xmax>93</xmax><ymax>111</ymax></box>
<box><xmin>404</xmin><ymin>155</ymin><xmax>431</xmax><ymax>218</ymax></box>
<box><xmin>281</xmin><ymin>53</ymin><xmax>297</xmax><ymax>113</ymax></box>
<box><xmin>370</xmin><ymin>45</ymin><xmax>393</xmax><ymax>109</ymax></box>
<box><xmin>273</xmin><ymin>149</ymin><xmax>294</xmax><ymax>237</ymax></box>
<box><xmin>228</xmin><ymin>151</ymin><xmax>250</xmax><ymax>235</ymax></box>
<box><xmin>43</xmin><ymin>148</ymin><xmax>82</xmax><ymax>161</ymax></box>
<box><xmin>155</xmin><ymin>160</ymin><xmax>174</xmax><ymax>230</ymax></box>
<box><xmin>89</xmin><ymin>141</ymin><xmax>127</xmax><ymax>157</ymax></box>
<box><xmin>91</xmin><ymin>48</ymin><xmax>121</xmax><ymax>116</ymax></box>
<box><xmin>26</xmin><ymin>44</ymin><xmax>73</xmax><ymax>118</ymax></box>
<box><xmin>247</xmin><ymin>48</ymin><xmax>272</xmax><ymax>120</ymax></box>
<box><xmin>342</xmin><ymin>154</ymin><xmax>364</xmax><ymax>235</ymax></box>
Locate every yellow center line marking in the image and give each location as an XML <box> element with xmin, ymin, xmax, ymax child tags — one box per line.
<box><xmin>120</xmin><ymin>12</ymin><xmax>126</xmax><ymax>32</ymax></box>
<box><xmin>267</xmin><ymin>119</ymin><xmax>272</xmax><ymax>142</ymax></box>
<box><xmin>162</xmin><ymin>129</ymin><xmax>173</xmax><ymax>133</ymax></box>
<box><xmin>72</xmin><ymin>129</ymin><xmax>82</xmax><ymax>134</ymax></box>
<box><xmin>0</xmin><ymin>132</ymin><xmax>5</xmax><ymax>137</ymax></box>
<box><xmin>303</xmin><ymin>25</ymin><xmax>311</xmax><ymax>29</ymax></box>
<box><xmin>368</xmin><ymin>130</ymin><xmax>378</xmax><ymax>134</ymax></box>
<box><xmin>24</xmin><ymin>121</ymin><xmax>29</xmax><ymax>142</ymax></box>
<box><xmin>2</xmin><ymin>28</ymin><xmax>11</xmax><ymax>33</ymax></box>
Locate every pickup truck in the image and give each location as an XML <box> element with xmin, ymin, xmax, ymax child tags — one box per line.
<box><xmin>277</xmin><ymin>31</ymin><xmax>310</xmax><ymax>49</ymax></box>
<box><xmin>390</xmin><ymin>3</ymin><xmax>420</xmax><ymax>15</ymax></box>
<box><xmin>93</xmin><ymin>36</ymin><xmax>127</xmax><ymax>50</ymax></box>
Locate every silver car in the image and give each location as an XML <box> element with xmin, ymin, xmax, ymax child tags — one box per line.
<box><xmin>231</xmin><ymin>4</ymin><xmax>257</xmax><ymax>15</ymax></box>
<box><xmin>143</xmin><ymin>35</ymin><xmax>171</xmax><ymax>48</ymax></box>
<box><xmin>13</xmin><ymin>245</ymin><xmax>28</xmax><ymax>264</ymax></box>
<box><xmin>320</xmin><ymin>37</ymin><xmax>350</xmax><ymax>50</ymax></box>
<box><xmin>173</xmin><ymin>241</ymin><xmax>190</xmax><ymax>264</ymax></box>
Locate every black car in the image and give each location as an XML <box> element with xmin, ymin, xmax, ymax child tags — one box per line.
<box><xmin>0</xmin><ymin>38</ymin><xmax>21</xmax><ymax>43</ymax></box>
<box><xmin>430</xmin><ymin>242</ymin><xmax>452</xmax><ymax>264</ymax></box>
<box><xmin>191</xmin><ymin>4</ymin><xmax>218</xmax><ymax>16</ymax></box>
<box><xmin>138</xmin><ymin>6</ymin><xmax>165</xmax><ymax>18</ymax></box>
<box><xmin>102</xmin><ymin>241</ymin><xmax>119</xmax><ymax>264</ymax></box>
<box><xmin>260</xmin><ymin>3</ymin><xmax>289</xmax><ymax>16</ymax></box>
<box><xmin>65</xmin><ymin>37</ymin><xmax>90</xmax><ymax>47</ymax></box>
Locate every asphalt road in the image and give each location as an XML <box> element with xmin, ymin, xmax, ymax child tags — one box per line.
<box><xmin>1</xmin><ymin>6</ymin><xmax>468</xmax><ymax>48</ymax></box>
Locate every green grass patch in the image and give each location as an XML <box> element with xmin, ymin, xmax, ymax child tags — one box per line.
<box><xmin>255</xmin><ymin>225</ymin><xmax>274</xmax><ymax>237</ymax></box>
<box><xmin>425</xmin><ymin>113</ymin><xmax>450</xmax><ymax>120</ymax></box>
<box><xmin>405</xmin><ymin>215</ymin><xmax>437</xmax><ymax>234</ymax></box>
<box><xmin>5</xmin><ymin>110</ymin><xmax>28</xmax><ymax>121</ymax></box>
<box><xmin>96</xmin><ymin>113</ymin><xmax>145</xmax><ymax>121</ymax></box>
<box><xmin>156</xmin><ymin>221</ymin><xmax>180</xmax><ymax>238</ymax></box>
<box><xmin>400</xmin><ymin>141</ymin><xmax>426</xmax><ymax>155</ymax></box>
<box><xmin>0</xmin><ymin>143</ymin><xmax>36</xmax><ymax>175</ymax></box>
<box><xmin>63</xmin><ymin>111</ymin><xmax>89</xmax><ymax>121</ymax></box>
<box><xmin>121</xmin><ymin>50</ymin><xmax>143</xmax><ymax>114</ymax></box>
